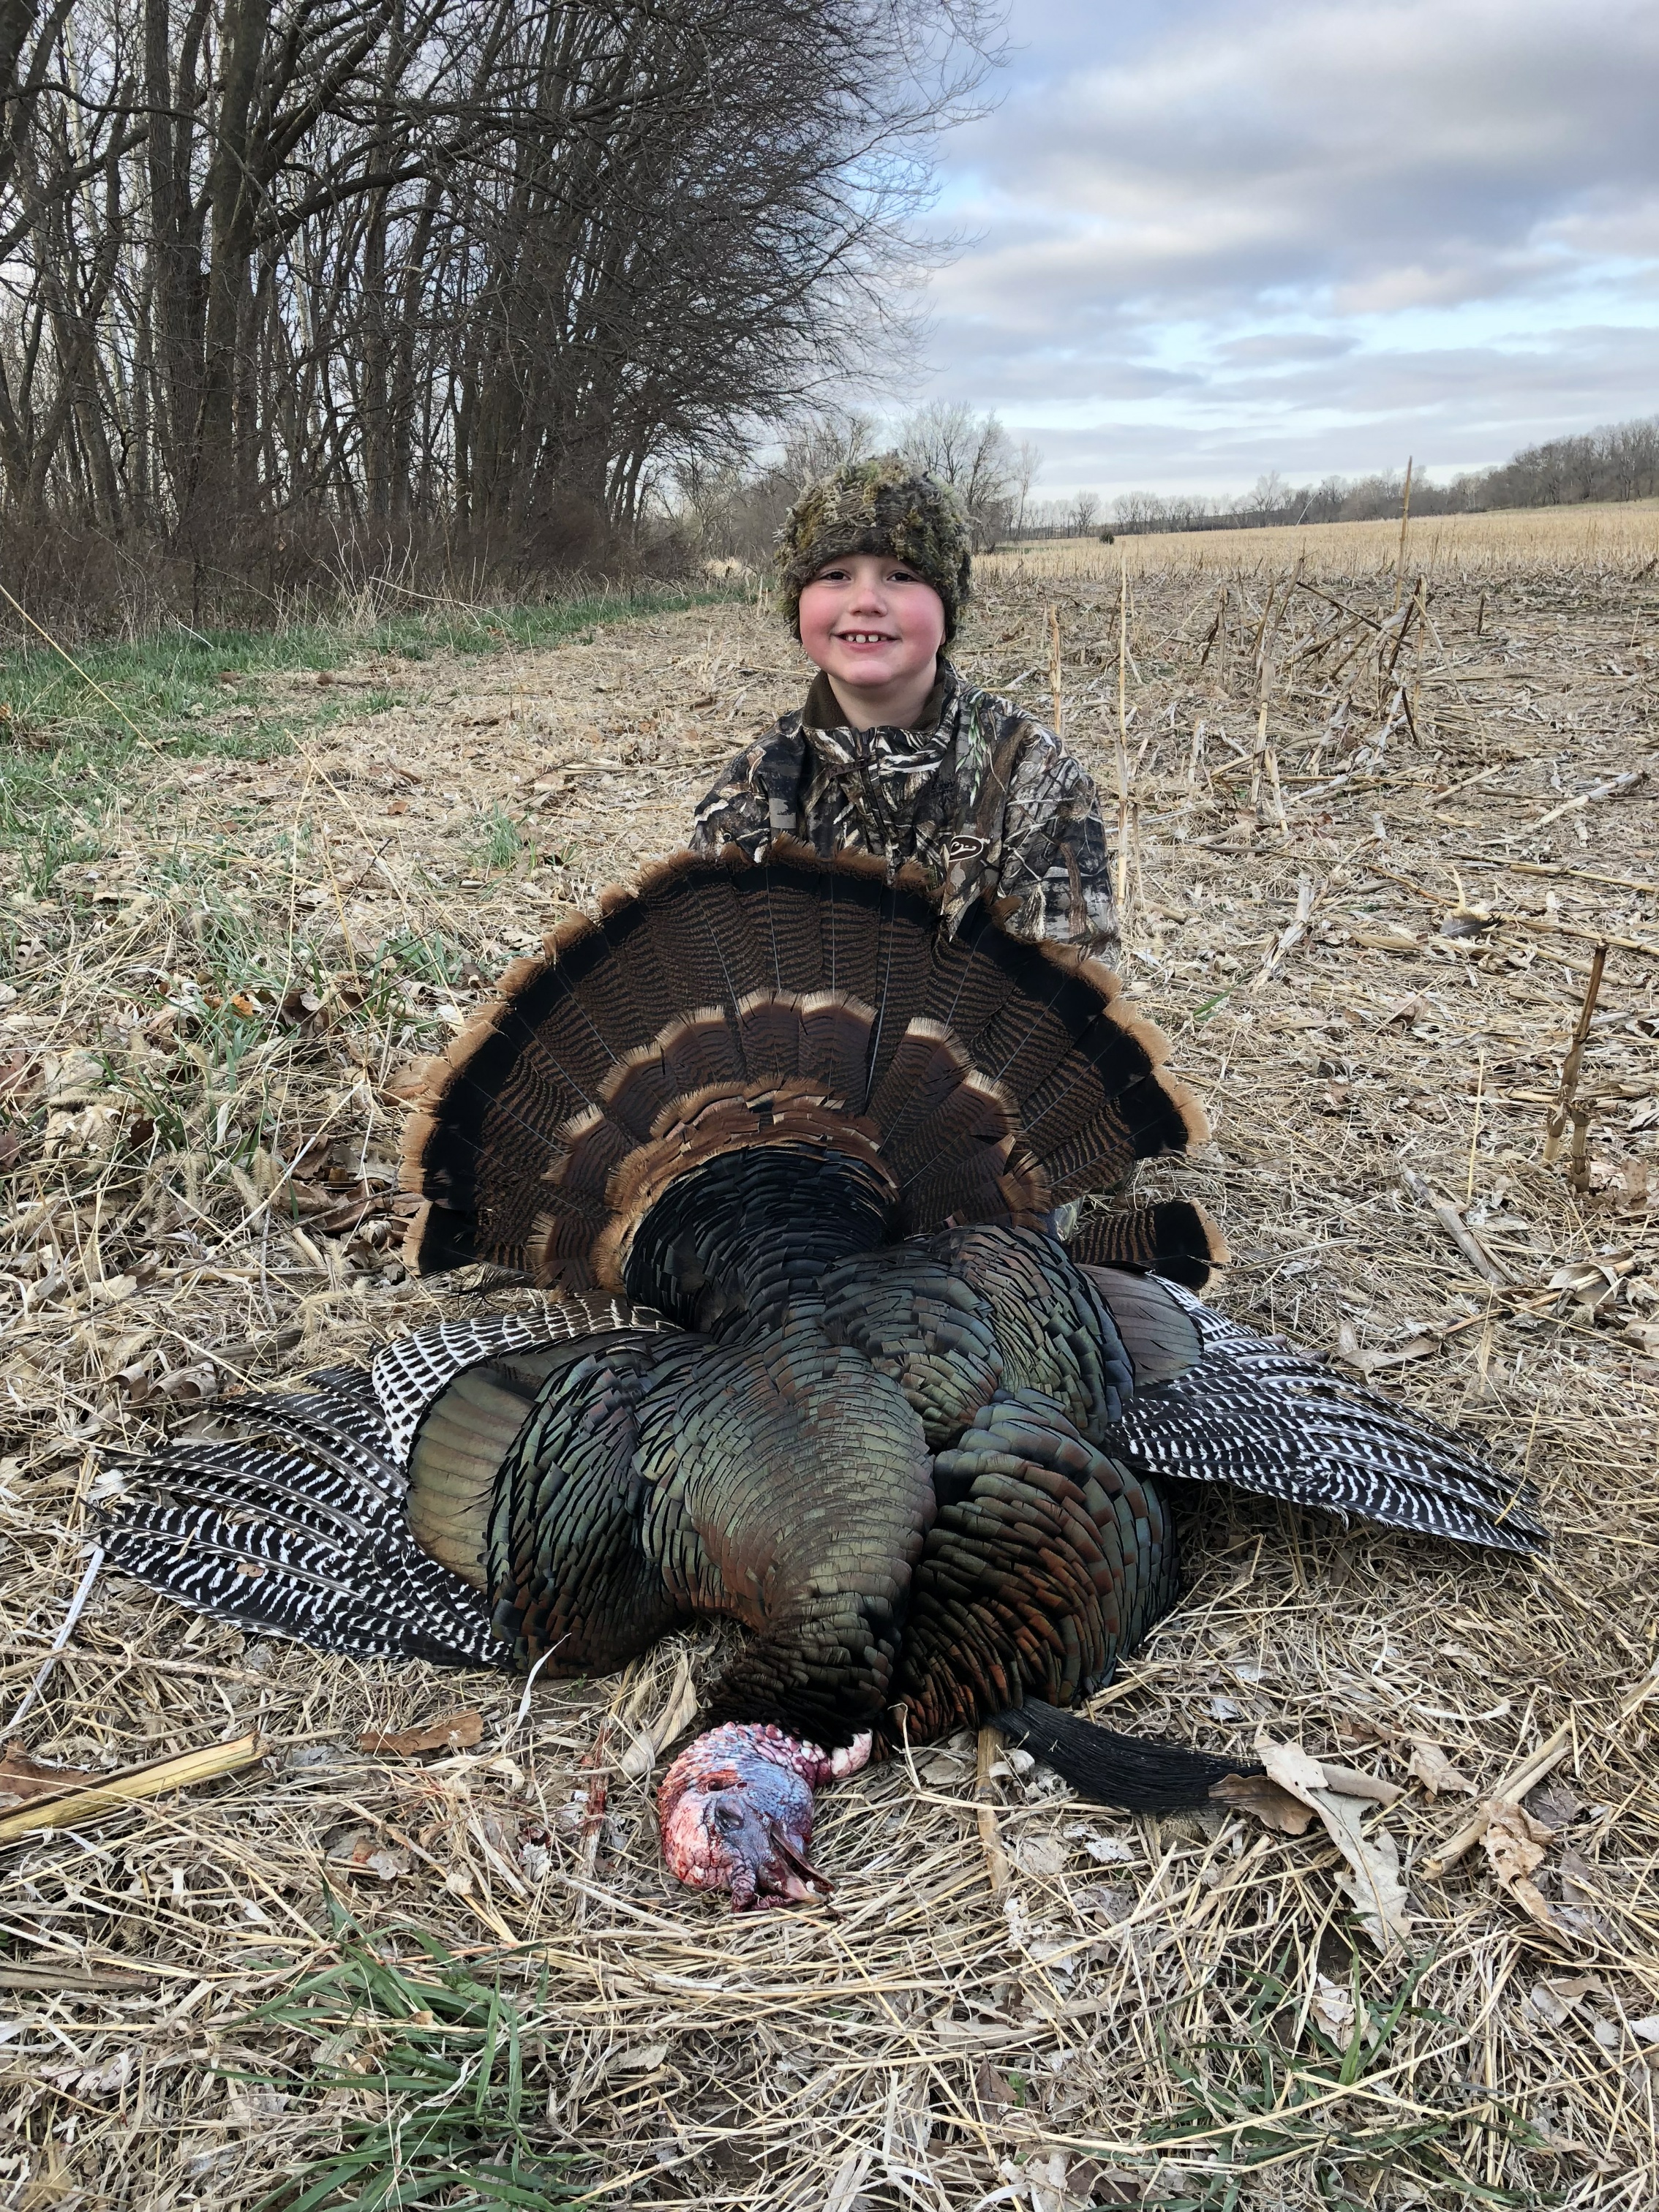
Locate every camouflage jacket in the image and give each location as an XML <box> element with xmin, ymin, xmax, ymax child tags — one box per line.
<box><xmin>689</xmin><ymin>662</ymin><xmax>1118</xmax><ymax>957</ymax></box>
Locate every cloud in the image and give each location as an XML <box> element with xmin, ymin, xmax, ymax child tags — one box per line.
<box><xmin>895</xmin><ymin>0</ymin><xmax>1659</xmax><ymax>494</ymax></box>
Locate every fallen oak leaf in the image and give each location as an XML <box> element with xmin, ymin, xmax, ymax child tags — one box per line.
<box><xmin>1481</xmin><ymin>1799</ymin><xmax>1580</xmax><ymax>1937</ymax></box>
<box><xmin>1213</xmin><ymin>1755</ymin><xmax>1401</xmax><ymax>1835</ymax></box>
<box><xmin>1407</xmin><ymin>1737</ymin><xmax>1477</xmax><ymax>1797</ymax></box>
<box><xmin>1255</xmin><ymin>1735</ymin><xmax>1412</xmax><ymax>1949</ymax></box>
<box><xmin>358</xmin><ymin>1709</ymin><xmax>484</xmax><ymax>1757</ymax></box>
<box><xmin>1209</xmin><ymin>1772</ymin><xmax>1317</xmax><ymax>1835</ymax></box>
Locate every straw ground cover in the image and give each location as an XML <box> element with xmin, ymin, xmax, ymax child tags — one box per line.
<box><xmin>1</xmin><ymin>514</ymin><xmax>1657</xmax><ymax>2209</ymax></box>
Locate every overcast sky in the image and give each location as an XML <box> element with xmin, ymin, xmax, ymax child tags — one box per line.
<box><xmin>882</xmin><ymin>0</ymin><xmax>1659</xmax><ymax>501</ymax></box>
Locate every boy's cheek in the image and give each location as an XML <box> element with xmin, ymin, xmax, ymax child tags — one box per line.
<box><xmin>797</xmin><ymin>592</ymin><xmax>843</xmax><ymax>663</ymax></box>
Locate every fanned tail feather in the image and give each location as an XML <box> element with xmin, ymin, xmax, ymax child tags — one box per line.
<box><xmin>401</xmin><ymin>846</ymin><xmax>1206</xmax><ymax>1290</ymax></box>
<box><xmin>1070</xmin><ymin>1198</ymin><xmax>1230</xmax><ymax>1290</ymax></box>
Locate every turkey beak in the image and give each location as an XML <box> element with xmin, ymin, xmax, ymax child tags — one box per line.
<box><xmin>764</xmin><ymin>1815</ymin><xmax>833</xmax><ymax>1903</ymax></box>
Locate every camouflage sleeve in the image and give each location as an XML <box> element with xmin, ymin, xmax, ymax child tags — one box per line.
<box><xmin>689</xmin><ymin>740</ymin><xmax>774</xmax><ymax>859</ymax></box>
<box><xmin>689</xmin><ymin>723</ymin><xmax>808</xmax><ymax>859</ymax></box>
<box><xmin>995</xmin><ymin>728</ymin><xmax>1119</xmax><ymax>958</ymax></box>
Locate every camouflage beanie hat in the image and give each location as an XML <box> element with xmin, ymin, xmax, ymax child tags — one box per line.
<box><xmin>778</xmin><ymin>455</ymin><xmax>972</xmax><ymax>642</ymax></box>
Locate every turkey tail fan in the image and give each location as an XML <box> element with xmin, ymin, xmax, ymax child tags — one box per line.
<box><xmin>1070</xmin><ymin>1198</ymin><xmax>1230</xmax><ymax>1291</ymax></box>
<box><xmin>402</xmin><ymin>843</ymin><xmax>1206</xmax><ymax>1311</ymax></box>
<box><xmin>99</xmin><ymin>1372</ymin><xmax>504</xmax><ymax>1666</ymax></box>
<box><xmin>994</xmin><ymin>1700</ymin><xmax>1262</xmax><ymax>1810</ymax></box>
<box><xmin>1085</xmin><ymin>1269</ymin><xmax>1549</xmax><ymax>1555</ymax></box>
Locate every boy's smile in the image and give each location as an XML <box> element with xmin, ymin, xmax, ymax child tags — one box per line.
<box><xmin>798</xmin><ymin>552</ymin><xmax>947</xmax><ymax>730</ymax></box>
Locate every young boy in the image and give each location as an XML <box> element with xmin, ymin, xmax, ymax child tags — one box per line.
<box><xmin>691</xmin><ymin>455</ymin><xmax>1119</xmax><ymax>960</ymax></box>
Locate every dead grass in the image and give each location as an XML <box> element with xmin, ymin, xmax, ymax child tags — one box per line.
<box><xmin>1</xmin><ymin>548</ymin><xmax>1657</xmax><ymax>2210</ymax></box>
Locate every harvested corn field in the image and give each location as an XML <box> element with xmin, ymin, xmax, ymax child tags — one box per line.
<box><xmin>1</xmin><ymin>527</ymin><xmax>1658</xmax><ymax>2210</ymax></box>
<box><xmin>988</xmin><ymin>495</ymin><xmax>1659</xmax><ymax>582</ymax></box>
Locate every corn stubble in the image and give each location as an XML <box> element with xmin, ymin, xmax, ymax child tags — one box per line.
<box><xmin>1</xmin><ymin>518</ymin><xmax>1657</xmax><ymax>2208</ymax></box>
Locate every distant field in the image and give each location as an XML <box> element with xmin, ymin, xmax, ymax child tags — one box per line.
<box><xmin>988</xmin><ymin>495</ymin><xmax>1659</xmax><ymax>582</ymax></box>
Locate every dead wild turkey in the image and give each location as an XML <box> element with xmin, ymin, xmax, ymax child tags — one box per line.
<box><xmin>102</xmin><ymin>845</ymin><xmax>1543</xmax><ymax>1909</ymax></box>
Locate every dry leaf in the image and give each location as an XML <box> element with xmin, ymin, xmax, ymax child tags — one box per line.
<box><xmin>1548</xmin><ymin>1257</ymin><xmax>1625</xmax><ymax>1312</ymax></box>
<box><xmin>358</xmin><ymin>1709</ymin><xmax>484</xmax><ymax>1756</ymax></box>
<box><xmin>328</xmin><ymin>1829</ymin><xmax>411</xmax><ymax>1881</ymax></box>
<box><xmin>1257</xmin><ymin>1736</ymin><xmax>1412</xmax><ymax>1948</ymax></box>
<box><xmin>1554</xmin><ymin>1848</ymin><xmax>1615</xmax><ymax>1941</ymax></box>
<box><xmin>1209</xmin><ymin>1771</ymin><xmax>1317</xmax><ymax>1835</ymax></box>
<box><xmin>1407</xmin><ymin>1737</ymin><xmax>1476</xmax><ymax>1797</ymax></box>
<box><xmin>0</xmin><ymin>1745</ymin><xmax>97</xmax><ymax>1807</ymax></box>
<box><xmin>1073</xmin><ymin>1830</ymin><xmax>1135</xmax><ymax>1863</ymax></box>
<box><xmin>608</xmin><ymin>2040</ymin><xmax>669</xmax><ymax>2075</ymax></box>
<box><xmin>974</xmin><ymin>2058</ymin><xmax>1015</xmax><ymax>2108</ymax></box>
<box><xmin>1072</xmin><ymin>2165</ymin><xmax>1142</xmax><ymax>2208</ymax></box>
<box><xmin>1481</xmin><ymin>1799</ymin><xmax>1581</xmax><ymax>1936</ymax></box>
<box><xmin>1347</xmin><ymin>1333</ymin><xmax>1439</xmax><ymax>1377</ymax></box>
<box><xmin>225</xmin><ymin>2081</ymin><xmax>290</xmax><ymax>2128</ymax></box>
<box><xmin>1310</xmin><ymin>1973</ymin><xmax>1356</xmax><ymax>2042</ymax></box>
<box><xmin>1524</xmin><ymin>1778</ymin><xmax>1583</xmax><ymax>1831</ymax></box>
<box><xmin>1074</xmin><ymin>1882</ymin><xmax>1135</xmax><ymax>1922</ymax></box>
<box><xmin>1017</xmin><ymin>1834</ymin><xmax>1069</xmax><ymax>1878</ymax></box>
<box><xmin>1526</xmin><ymin>1974</ymin><xmax>1601</xmax><ymax>2027</ymax></box>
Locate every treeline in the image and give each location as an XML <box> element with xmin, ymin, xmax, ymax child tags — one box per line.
<box><xmin>0</xmin><ymin>0</ymin><xmax>996</xmax><ymax>634</ymax></box>
<box><xmin>1475</xmin><ymin>418</ymin><xmax>1659</xmax><ymax>509</ymax></box>
<box><xmin>1099</xmin><ymin>415</ymin><xmax>1659</xmax><ymax>538</ymax></box>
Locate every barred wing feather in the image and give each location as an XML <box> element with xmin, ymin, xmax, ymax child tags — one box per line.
<box><xmin>1094</xmin><ymin>1274</ymin><xmax>1546</xmax><ymax>1554</ymax></box>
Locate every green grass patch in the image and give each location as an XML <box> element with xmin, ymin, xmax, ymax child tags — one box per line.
<box><xmin>0</xmin><ymin>584</ymin><xmax>734</xmax><ymax>758</ymax></box>
<box><xmin>0</xmin><ymin>582</ymin><xmax>737</xmax><ymax>899</ymax></box>
<box><xmin>470</xmin><ymin>804</ymin><xmax>529</xmax><ymax>875</ymax></box>
<box><xmin>0</xmin><ymin>584</ymin><xmax>739</xmax><ymax>809</ymax></box>
<box><xmin>1088</xmin><ymin>1946</ymin><xmax>1554</xmax><ymax>2210</ymax></box>
<box><xmin>233</xmin><ymin>1911</ymin><xmax>587</xmax><ymax>2210</ymax></box>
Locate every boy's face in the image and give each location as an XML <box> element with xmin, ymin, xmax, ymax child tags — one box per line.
<box><xmin>797</xmin><ymin>553</ymin><xmax>945</xmax><ymax>701</ymax></box>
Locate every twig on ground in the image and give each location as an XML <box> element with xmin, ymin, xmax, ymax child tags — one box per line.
<box><xmin>1542</xmin><ymin>944</ymin><xmax>1609</xmax><ymax>1167</ymax></box>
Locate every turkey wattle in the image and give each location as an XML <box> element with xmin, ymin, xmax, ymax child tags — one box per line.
<box><xmin>100</xmin><ymin>846</ymin><xmax>1545</xmax><ymax>1910</ymax></box>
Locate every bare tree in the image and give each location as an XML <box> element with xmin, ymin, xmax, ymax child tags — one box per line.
<box><xmin>1070</xmin><ymin>489</ymin><xmax>1099</xmax><ymax>535</ymax></box>
<box><xmin>0</xmin><ymin>0</ymin><xmax>1007</xmax><ymax>626</ymax></box>
<box><xmin>898</xmin><ymin>401</ymin><xmax>1015</xmax><ymax>543</ymax></box>
<box><xmin>1012</xmin><ymin>437</ymin><xmax>1040</xmax><ymax>536</ymax></box>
